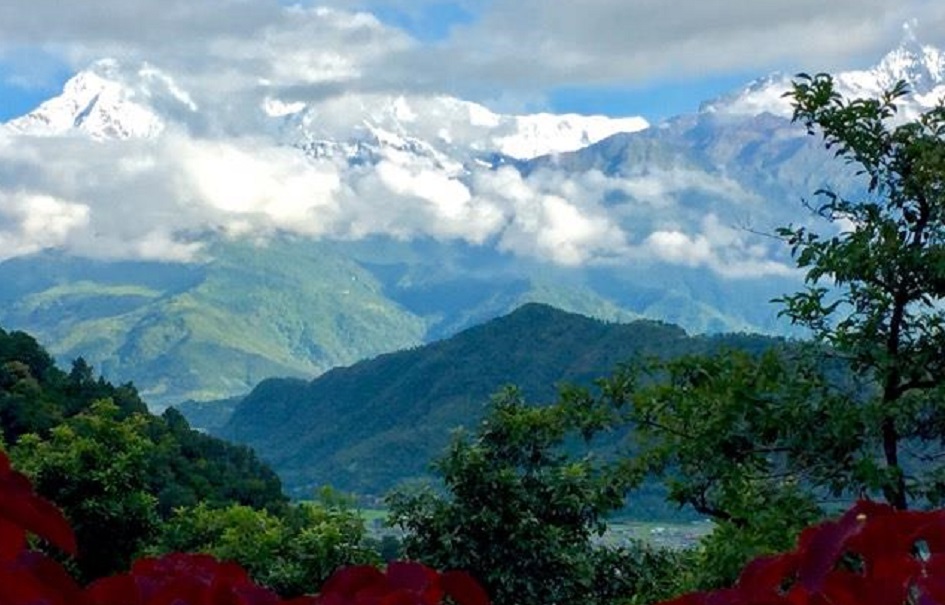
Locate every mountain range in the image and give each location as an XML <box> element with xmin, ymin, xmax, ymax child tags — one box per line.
<box><xmin>1</xmin><ymin>36</ymin><xmax>943</xmax><ymax>405</ymax></box>
<box><xmin>205</xmin><ymin>303</ymin><xmax>781</xmax><ymax>499</ymax></box>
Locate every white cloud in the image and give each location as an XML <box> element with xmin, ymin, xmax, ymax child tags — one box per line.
<box><xmin>617</xmin><ymin>168</ymin><xmax>762</xmax><ymax>209</ymax></box>
<box><xmin>644</xmin><ymin>230</ymin><xmax>712</xmax><ymax>267</ymax></box>
<box><xmin>472</xmin><ymin>167</ymin><xmax>628</xmax><ymax>265</ymax></box>
<box><xmin>180</xmin><ymin>138</ymin><xmax>342</xmax><ymax>234</ymax></box>
<box><xmin>0</xmin><ymin>1</ymin><xmax>908</xmax><ymax>277</ymax></box>
<box><xmin>0</xmin><ymin>192</ymin><xmax>90</xmax><ymax>260</ymax></box>
<box><xmin>0</xmin><ymin>118</ymin><xmax>801</xmax><ymax>277</ymax></box>
<box><xmin>2</xmin><ymin>2</ymin><xmax>943</xmax><ymax>113</ymax></box>
<box><xmin>638</xmin><ymin>214</ymin><xmax>794</xmax><ymax>279</ymax></box>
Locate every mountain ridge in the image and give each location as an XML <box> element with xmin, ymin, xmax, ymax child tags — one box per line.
<box><xmin>211</xmin><ymin>302</ymin><xmax>781</xmax><ymax>497</ymax></box>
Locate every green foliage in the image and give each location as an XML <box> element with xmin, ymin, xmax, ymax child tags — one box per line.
<box><xmin>776</xmin><ymin>74</ymin><xmax>945</xmax><ymax>509</ymax></box>
<box><xmin>10</xmin><ymin>399</ymin><xmax>161</xmax><ymax>582</ymax></box>
<box><xmin>0</xmin><ymin>324</ymin><xmax>288</xmax><ymax>581</ymax></box>
<box><xmin>151</xmin><ymin>490</ymin><xmax>379</xmax><ymax>598</ymax></box>
<box><xmin>560</xmin><ymin>348</ymin><xmax>851</xmax><ymax>586</ymax></box>
<box><xmin>147</xmin><ymin>407</ymin><xmax>287</xmax><ymax>516</ymax></box>
<box><xmin>387</xmin><ymin>388</ymin><xmax>684</xmax><ymax>605</ymax></box>
<box><xmin>619</xmin><ymin>349</ymin><xmax>868</xmax><ymax>514</ymax></box>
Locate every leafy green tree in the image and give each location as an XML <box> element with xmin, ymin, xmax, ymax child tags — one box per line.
<box><xmin>10</xmin><ymin>399</ymin><xmax>161</xmax><ymax>581</ymax></box>
<box><xmin>386</xmin><ymin>388</ymin><xmax>682</xmax><ymax>605</ymax></box>
<box><xmin>564</xmin><ymin>347</ymin><xmax>855</xmax><ymax>587</ymax></box>
<box><xmin>146</xmin><ymin>406</ymin><xmax>287</xmax><ymax>517</ymax></box>
<box><xmin>151</xmin><ymin>489</ymin><xmax>379</xmax><ymax>598</ymax></box>
<box><xmin>777</xmin><ymin>74</ymin><xmax>945</xmax><ymax>509</ymax></box>
<box><xmin>560</xmin><ymin>76</ymin><xmax>945</xmax><ymax>585</ymax></box>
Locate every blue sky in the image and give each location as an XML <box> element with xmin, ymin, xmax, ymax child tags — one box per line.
<box><xmin>1</xmin><ymin>1</ymin><xmax>943</xmax><ymax>123</ymax></box>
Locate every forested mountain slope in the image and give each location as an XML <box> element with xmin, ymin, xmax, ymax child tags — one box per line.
<box><xmin>216</xmin><ymin>303</ymin><xmax>781</xmax><ymax>497</ymax></box>
<box><xmin>0</xmin><ymin>325</ymin><xmax>287</xmax><ymax>514</ymax></box>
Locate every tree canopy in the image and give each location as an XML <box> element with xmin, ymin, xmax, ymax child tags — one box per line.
<box><xmin>0</xmin><ymin>325</ymin><xmax>287</xmax><ymax>579</ymax></box>
<box><xmin>777</xmin><ymin>73</ymin><xmax>945</xmax><ymax>509</ymax></box>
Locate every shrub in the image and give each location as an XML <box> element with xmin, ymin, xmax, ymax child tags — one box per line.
<box><xmin>658</xmin><ymin>500</ymin><xmax>945</xmax><ymax>605</ymax></box>
<box><xmin>0</xmin><ymin>449</ymin><xmax>491</xmax><ymax>605</ymax></box>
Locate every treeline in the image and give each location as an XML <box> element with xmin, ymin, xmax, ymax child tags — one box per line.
<box><xmin>0</xmin><ymin>327</ymin><xmax>379</xmax><ymax>594</ymax></box>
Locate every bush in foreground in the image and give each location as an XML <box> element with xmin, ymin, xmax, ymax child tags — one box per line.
<box><xmin>0</xmin><ymin>449</ymin><xmax>489</xmax><ymax>605</ymax></box>
<box><xmin>659</xmin><ymin>500</ymin><xmax>945</xmax><ymax>605</ymax></box>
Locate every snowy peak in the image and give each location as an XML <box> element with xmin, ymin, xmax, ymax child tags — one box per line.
<box><xmin>498</xmin><ymin>113</ymin><xmax>648</xmax><ymax>159</ymax></box>
<box><xmin>271</xmin><ymin>92</ymin><xmax>648</xmax><ymax>164</ymax></box>
<box><xmin>4</xmin><ymin>55</ymin><xmax>647</xmax><ymax>162</ymax></box>
<box><xmin>870</xmin><ymin>22</ymin><xmax>945</xmax><ymax>93</ymax></box>
<box><xmin>4</xmin><ymin>59</ymin><xmax>196</xmax><ymax>139</ymax></box>
<box><xmin>703</xmin><ymin>25</ymin><xmax>945</xmax><ymax>118</ymax></box>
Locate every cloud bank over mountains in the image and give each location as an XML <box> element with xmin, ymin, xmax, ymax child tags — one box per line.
<box><xmin>1</xmin><ymin>3</ymin><xmax>943</xmax><ymax>277</ymax></box>
<box><xmin>2</xmin><ymin>1</ymin><xmax>941</xmax><ymax>100</ymax></box>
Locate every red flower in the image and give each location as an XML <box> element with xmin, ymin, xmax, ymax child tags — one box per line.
<box><xmin>86</xmin><ymin>553</ymin><xmax>310</xmax><ymax>605</ymax></box>
<box><xmin>314</xmin><ymin>562</ymin><xmax>489</xmax><ymax>605</ymax></box>
<box><xmin>0</xmin><ymin>450</ymin><xmax>76</xmax><ymax>558</ymax></box>
<box><xmin>0</xmin><ymin>450</ymin><xmax>85</xmax><ymax>605</ymax></box>
<box><xmin>655</xmin><ymin>500</ymin><xmax>945</xmax><ymax>605</ymax></box>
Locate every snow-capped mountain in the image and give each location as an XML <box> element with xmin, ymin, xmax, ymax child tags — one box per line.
<box><xmin>3</xmin><ymin>59</ymin><xmax>648</xmax><ymax>163</ymax></box>
<box><xmin>4</xmin><ymin>59</ymin><xmax>197</xmax><ymax>139</ymax></box>
<box><xmin>702</xmin><ymin>30</ymin><xmax>945</xmax><ymax>118</ymax></box>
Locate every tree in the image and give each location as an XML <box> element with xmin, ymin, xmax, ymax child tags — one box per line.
<box><xmin>151</xmin><ymin>490</ymin><xmax>379</xmax><ymax>598</ymax></box>
<box><xmin>585</xmin><ymin>347</ymin><xmax>862</xmax><ymax>586</ymax></box>
<box><xmin>10</xmin><ymin>399</ymin><xmax>160</xmax><ymax>581</ymax></box>
<box><xmin>777</xmin><ymin>74</ymin><xmax>945</xmax><ymax>510</ymax></box>
<box><xmin>386</xmin><ymin>388</ymin><xmax>682</xmax><ymax>605</ymax></box>
<box><xmin>565</xmin><ymin>76</ymin><xmax>945</xmax><ymax>584</ymax></box>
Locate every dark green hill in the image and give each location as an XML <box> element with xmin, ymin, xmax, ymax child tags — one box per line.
<box><xmin>0</xmin><ymin>325</ymin><xmax>287</xmax><ymax>514</ymax></box>
<box><xmin>217</xmin><ymin>303</ymin><xmax>780</xmax><ymax>497</ymax></box>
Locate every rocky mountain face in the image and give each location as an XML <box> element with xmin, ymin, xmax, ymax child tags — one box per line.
<box><xmin>0</xmin><ymin>36</ymin><xmax>939</xmax><ymax>406</ymax></box>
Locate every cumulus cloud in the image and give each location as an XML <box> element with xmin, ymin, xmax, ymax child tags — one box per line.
<box><xmin>0</xmin><ymin>117</ymin><xmax>801</xmax><ymax>277</ymax></box>
<box><xmin>0</xmin><ymin>192</ymin><xmax>89</xmax><ymax>259</ymax></box>
<box><xmin>638</xmin><ymin>214</ymin><xmax>794</xmax><ymax>279</ymax></box>
<box><xmin>471</xmin><ymin>167</ymin><xmax>628</xmax><ymax>265</ymax></box>
<box><xmin>0</xmin><ymin>1</ymin><xmax>898</xmax><ymax>278</ymax></box>
<box><xmin>2</xmin><ymin>1</ymin><xmax>943</xmax><ymax>111</ymax></box>
<box><xmin>178</xmin><ymin>138</ymin><xmax>343</xmax><ymax>235</ymax></box>
<box><xmin>0</xmin><ymin>131</ymin><xmax>349</xmax><ymax>261</ymax></box>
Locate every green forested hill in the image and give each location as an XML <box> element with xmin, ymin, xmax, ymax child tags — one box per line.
<box><xmin>0</xmin><ymin>241</ymin><xmax>429</xmax><ymax>407</ymax></box>
<box><xmin>216</xmin><ymin>303</ymin><xmax>781</xmax><ymax>497</ymax></box>
<box><xmin>0</xmin><ymin>325</ymin><xmax>287</xmax><ymax>514</ymax></box>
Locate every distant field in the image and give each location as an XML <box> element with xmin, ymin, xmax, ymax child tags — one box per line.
<box><xmin>603</xmin><ymin>520</ymin><xmax>712</xmax><ymax>551</ymax></box>
<box><xmin>358</xmin><ymin>507</ymin><xmax>711</xmax><ymax>550</ymax></box>
<box><xmin>359</xmin><ymin>508</ymin><xmax>392</xmax><ymax>535</ymax></box>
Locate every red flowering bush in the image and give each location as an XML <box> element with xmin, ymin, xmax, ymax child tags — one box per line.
<box><xmin>0</xmin><ymin>449</ymin><xmax>85</xmax><ymax>605</ymax></box>
<box><xmin>0</xmin><ymin>448</ymin><xmax>76</xmax><ymax>558</ymax></box>
<box><xmin>312</xmin><ymin>561</ymin><xmax>489</xmax><ymax>605</ymax></box>
<box><xmin>0</xmin><ymin>449</ymin><xmax>490</xmax><ymax>605</ymax></box>
<box><xmin>659</xmin><ymin>500</ymin><xmax>945</xmax><ymax>605</ymax></box>
<box><xmin>85</xmin><ymin>553</ymin><xmax>318</xmax><ymax>605</ymax></box>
